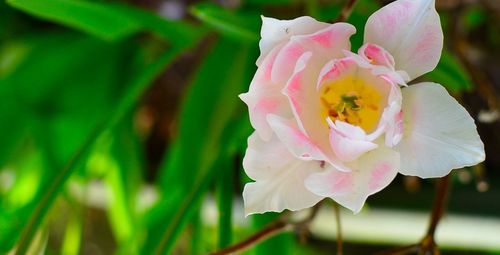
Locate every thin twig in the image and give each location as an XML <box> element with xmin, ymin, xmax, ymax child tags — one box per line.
<box><xmin>335</xmin><ymin>0</ymin><xmax>358</xmax><ymax>22</ymax></box>
<box><xmin>425</xmin><ymin>175</ymin><xmax>450</xmax><ymax>238</ymax></box>
<box><xmin>208</xmin><ymin>218</ymin><xmax>289</xmax><ymax>255</ymax></box>
<box><xmin>373</xmin><ymin>175</ymin><xmax>451</xmax><ymax>255</ymax></box>
<box><xmin>373</xmin><ymin>244</ymin><xmax>419</xmax><ymax>255</ymax></box>
<box><xmin>415</xmin><ymin>175</ymin><xmax>450</xmax><ymax>255</ymax></box>
<box><xmin>333</xmin><ymin>203</ymin><xmax>343</xmax><ymax>255</ymax></box>
<box><xmin>209</xmin><ymin>203</ymin><xmax>323</xmax><ymax>255</ymax></box>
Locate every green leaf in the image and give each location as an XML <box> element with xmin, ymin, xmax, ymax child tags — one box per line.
<box><xmin>426</xmin><ymin>50</ymin><xmax>473</xmax><ymax>93</ymax></box>
<box><xmin>6</xmin><ymin>0</ymin><xmax>203</xmax><ymax>43</ymax></box>
<box><xmin>217</xmin><ymin>156</ymin><xmax>234</xmax><ymax>249</ymax></box>
<box><xmin>6</xmin><ymin>0</ymin><xmax>141</xmax><ymax>41</ymax></box>
<box><xmin>7</xmin><ymin>34</ymin><xmax>203</xmax><ymax>255</ymax></box>
<box><xmin>345</xmin><ymin>0</ymin><xmax>380</xmax><ymax>51</ymax></box>
<box><xmin>61</xmin><ymin>202</ymin><xmax>82</xmax><ymax>255</ymax></box>
<box><xmin>0</xmin><ymin>32</ymin><xmax>122</xmax><ymax>252</ymax></box>
<box><xmin>244</xmin><ymin>0</ymin><xmax>297</xmax><ymax>5</ymax></box>
<box><xmin>140</xmin><ymin>36</ymin><xmax>257</xmax><ymax>254</ymax></box>
<box><xmin>107</xmin><ymin>115</ymin><xmax>144</xmax><ymax>253</ymax></box>
<box><xmin>462</xmin><ymin>6</ymin><xmax>486</xmax><ymax>31</ymax></box>
<box><xmin>190</xmin><ymin>3</ymin><xmax>260</xmax><ymax>41</ymax></box>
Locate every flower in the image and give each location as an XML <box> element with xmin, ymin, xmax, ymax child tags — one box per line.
<box><xmin>240</xmin><ymin>0</ymin><xmax>485</xmax><ymax>215</ymax></box>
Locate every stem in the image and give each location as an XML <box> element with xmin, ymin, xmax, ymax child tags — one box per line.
<box><xmin>374</xmin><ymin>175</ymin><xmax>451</xmax><ymax>255</ymax></box>
<box><xmin>333</xmin><ymin>203</ymin><xmax>343</xmax><ymax>255</ymax></box>
<box><xmin>209</xmin><ymin>203</ymin><xmax>322</xmax><ymax>255</ymax></box>
<box><xmin>374</xmin><ymin>244</ymin><xmax>419</xmax><ymax>255</ymax></box>
<box><xmin>335</xmin><ymin>0</ymin><xmax>358</xmax><ymax>22</ymax></box>
<box><xmin>416</xmin><ymin>175</ymin><xmax>451</xmax><ymax>255</ymax></box>
<box><xmin>425</xmin><ymin>175</ymin><xmax>450</xmax><ymax>238</ymax></box>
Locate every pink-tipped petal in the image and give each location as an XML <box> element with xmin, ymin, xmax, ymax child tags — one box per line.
<box><xmin>378</xmin><ymin>84</ymin><xmax>404</xmax><ymax>147</ymax></box>
<box><xmin>283</xmin><ymin>52</ymin><xmax>349</xmax><ymax>170</ymax></box>
<box><xmin>305</xmin><ymin>145</ymin><xmax>400</xmax><ymax>213</ymax></box>
<box><xmin>346</xmin><ymin>48</ymin><xmax>410</xmax><ymax>85</ymax></box>
<box><xmin>271</xmin><ymin>22</ymin><xmax>355</xmax><ymax>84</ymax></box>
<box><xmin>329</xmin><ymin>123</ymin><xmax>378</xmax><ymax>162</ymax></box>
<box><xmin>364</xmin><ymin>0</ymin><xmax>443</xmax><ymax>80</ymax></box>
<box><xmin>241</xmin><ymin>43</ymin><xmax>292</xmax><ymax>141</ymax></box>
<box><xmin>267</xmin><ymin>114</ymin><xmax>324</xmax><ymax>160</ymax></box>
<box><xmin>359</xmin><ymin>43</ymin><xmax>395</xmax><ymax>69</ymax></box>
<box><xmin>258</xmin><ymin>16</ymin><xmax>329</xmax><ymax>65</ymax></box>
<box><xmin>396</xmin><ymin>82</ymin><xmax>485</xmax><ymax>178</ymax></box>
<box><xmin>242</xmin><ymin>132</ymin><xmax>324</xmax><ymax>215</ymax></box>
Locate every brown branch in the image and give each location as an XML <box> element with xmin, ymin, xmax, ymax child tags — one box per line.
<box><xmin>209</xmin><ymin>203</ymin><xmax>323</xmax><ymax>255</ymax></box>
<box><xmin>373</xmin><ymin>175</ymin><xmax>451</xmax><ymax>255</ymax></box>
<box><xmin>425</xmin><ymin>175</ymin><xmax>450</xmax><ymax>238</ymax></box>
<box><xmin>333</xmin><ymin>202</ymin><xmax>343</xmax><ymax>255</ymax></box>
<box><xmin>335</xmin><ymin>0</ymin><xmax>358</xmax><ymax>22</ymax></box>
<box><xmin>415</xmin><ymin>175</ymin><xmax>450</xmax><ymax>255</ymax></box>
<box><xmin>374</xmin><ymin>244</ymin><xmax>419</xmax><ymax>255</ymax></box>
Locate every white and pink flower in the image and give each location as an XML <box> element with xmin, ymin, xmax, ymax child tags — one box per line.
<box><xmin>240</xmin><ymin>0</ymin><xmax>485</xmax><ymax>214</ymax></box>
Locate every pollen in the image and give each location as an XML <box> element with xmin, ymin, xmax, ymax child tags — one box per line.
<box><xmin>320</xmin><ymin>75</ymin><xmax>385</xmax><ymax>133</ymax></box>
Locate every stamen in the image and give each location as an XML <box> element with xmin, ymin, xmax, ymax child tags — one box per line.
<box><xmin>319</xmin><ymin>75</ymin><xmax>385</xmax><ymax>132</ymax></box>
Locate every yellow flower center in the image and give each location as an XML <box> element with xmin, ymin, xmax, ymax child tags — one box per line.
<box><xmin>320</xmin><ymin>75</ymin><xmax>385</xmax><ymax>133</ymax></box>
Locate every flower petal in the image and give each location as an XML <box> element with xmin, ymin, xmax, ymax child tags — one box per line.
<box><xmin>271</xmin><ymin>22</ymin><xmax>355</xmax><ymax>84</ymax></box>
<box><xmin>240</xmin><ymin>43</ymin><xmax>292</xmax><ymax>141</ymax></box>
<box><xmin>364</xmin><ymin>0</ymin><xmax>443</xmax><ymax>80</ymax></box>
<box><xmin>359</xmin><ymin>43</ymin><xmax>395</xmax><ymax>69</ymax></box>
<box><xmin>267</xmin><ymin>114</ymin><xmax>351</xmax><ymax>172</ymax></box>
<box><xmin>267</xmin><ymin>114</ymin><xmax>323</xmax><ymax>160</ymax></box>
<box><xmin>257</xmin><ymin>16</ymin><xmax>329</xmax><ymax>65</ymax></box>
<box><xmin>243</xmin><ymin>132</ymin><xmax>323</xmax><ymax>215</ymax></box>
<box><xmin>396</xmin><ymin>82</ymin><xmax>485</xmax><ymax>178</ymax></box>
<box><xmin>329</xmin><ymin>121</ymin><xmax>378</xmax><ymax>162</ymax></box>
<box><xmin>282</xmin><ymin>52</ymin><xmax>343</xmax><ymax>168</ymax></box>
<box><xmin>305</xmin><ymin>145</ymin><xmax>400</xmax><ymax>213</ymax></box>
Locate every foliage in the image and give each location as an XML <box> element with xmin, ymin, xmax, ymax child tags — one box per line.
<box><xmin>0</xmin><ymin>0</ymin><xmax>495</xmax><ymax>254</ymax></box>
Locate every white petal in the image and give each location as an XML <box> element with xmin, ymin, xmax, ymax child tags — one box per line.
<box><xmin>243</xmin><ymin>132</ymin><xmax>323</xmax><ymax>215</ymax></box>
<box><xmin>240</xmin><ymin>42</ymin><xmax>292</xmax><ymax>141</ymax></box>
<box><xmin>364</xmin><ymin>0</ymin><xmax>443</xmax><ymax>80</ymax></box>
<box><xmin>396</xmin><ymin>82</ymin><xmax>485</xmax><ymax>178</ymax></box>
<box><xmin>329</xmin><ymin>120</ymin><xmax>378</xmax><ymax>162</ymax></box>
<box><xmin>257</xmin><ymin>16</ymin><xmax>329</xmax><ymax>65</ymax></box>
<box><xmin>266</xmin><ymin>114</ymin><xmax>324</xmax><ymax>160</ymax></box>
<box><xmin>305</xmin><ymin>145</ymin><xmax>400</xmax><ymax>213</ymax></box>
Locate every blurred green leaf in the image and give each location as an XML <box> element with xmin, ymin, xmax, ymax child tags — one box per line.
<box><xmin>7</xmin><ymin>0</ymin><xmax>203</xmax><ymax>43</ymax></box>
<box><xmin>140</xmin><ymin>36</ymin><xmax>257</xmax><ymax>254</ymax></box>
<box><xmin>190</xmin><ymin>211</ymin><xmax>204</xmax><ymax>254</ymax></box>
<box><xmin>316</xmin><ymin>3</ymin><xmax>342</xmax><ymax>21</ymax></box>
<box><xmin>5</xmin><ymin>28</ymin><xmax>203</xmax><ymax>253</ymax></box>
<box><xmin>346</xmin><ymin>0</ymin><xmax>380</xmax><ymax>50</ymax></box>
<box><xmin>7</xmin><ymin>0</ymin><xmax>141</xmax><ymax>41</ymax></box>
<box><xmin>462</xmin><ymin>6</ymin><xmax>486</xmax><ymax>31</ymax></box>
<box><xmin>217</xmin><ymin>156</ymin><xmax>234</xmax><ymax>249</ymax></box>
<box><xmin>61</xmin><ymin>203</ymin><xmax>82</xmax><ymax>255</ymax></box>
<box><xmin>0</xmin><ymin>32</ymin><xmax>121</xmax><ymax>252</ymax></box>
<box><xmin>244</xmin><ymin>0</ymin><xmax>297</xmax><ymax>5</ymax></box>
<box><xmin>426</xmin><ymin>50</ymin><xmax>473</xmax><ymax>93</ymax></box>
<box><xmin>107</xmin><ymin>115</ymin><xmax>144</xmax><ymax>253</ymax></box>
<box><xmin>191</xmin><ymin>3</ymin><xmax>260</xmax><ymax>41</ymax></box>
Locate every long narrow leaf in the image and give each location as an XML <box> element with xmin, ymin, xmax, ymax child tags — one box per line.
<box><xmin>12</xmin><ymin>36</ymin><xmax>203</xmax><ymax>255</ymax></box>
<box><xmin>7</xmin><ymin>0</ymin><xmax>203</xmax><ymax>43</ymax></box>
<box><xmin>140</xmin><ymin>36</ymin><xmax>256</xmax><ymax>254</ymax></box>
<box><xmin>190</xmin><ymin>3</ymin><xmax>259</xmax><ymax>41</ymax></box>
<box><xmin>217</xmin><ymin>156</ymin><xmax>234</xmax><ymax>249</ymax></box>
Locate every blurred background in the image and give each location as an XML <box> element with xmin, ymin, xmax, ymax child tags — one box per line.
<box><xmin>0</xmin><ymin>0</ymin><xmax>499</xmax><ymax>254</ymax></box>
